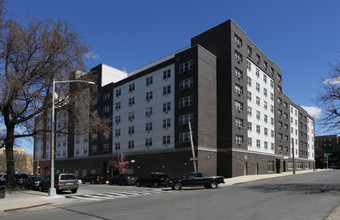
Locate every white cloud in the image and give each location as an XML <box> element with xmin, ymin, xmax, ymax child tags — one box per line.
<box><xmin>84</xmin><ymin>52</ymin><xmax>99</xmax><ymax>59</ymax></box>
<box><xmin>301</xmin><ymin>106</ymin><xmax>322</xmax><ymax>118</ymax></box>
<box><xmin>323</xmin><ymin>76</ymin><xmax>340</xmax><ymax>85</ymax></box>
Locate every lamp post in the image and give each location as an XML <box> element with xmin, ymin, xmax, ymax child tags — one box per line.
<box><xmin>49</xmin><ymin>79</ymin><xmax>95</xmax><ymax>197</ymax></box>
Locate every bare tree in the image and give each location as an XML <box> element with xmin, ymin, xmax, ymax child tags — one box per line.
<box><xmin>317</xmin><ymin>62</ymin><xmax>340</xmax><ymax>132</ymax></box>
<box><xmin>0</xmin><ymin>11</ymin><xmax>107</xmax><ymax>187</ymax></box>
<box><xmin>0</xmin><ymin>0</ymin><xmax>6</xmax><ymax>26</ymax></box>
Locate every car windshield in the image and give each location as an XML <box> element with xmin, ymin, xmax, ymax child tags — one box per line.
<box><xmin>60</xmin><ymin>175</ymin><xmax>77</xmax><ymax>180</ymax></box>
<box><xmin>35</xmin><ymin>176</ymin><xmax>44</xmax><ymax>180</ymax></box>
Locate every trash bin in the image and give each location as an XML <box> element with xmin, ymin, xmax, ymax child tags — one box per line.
<box><xmin>0</xmin><ymin>186</ymin><xmax>5</xmax><ymax>199</ymax></box>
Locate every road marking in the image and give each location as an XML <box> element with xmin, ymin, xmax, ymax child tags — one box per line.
<box><xmin>65</xmin><ymin>189</ymin><xmax>175</xmax><ymax>201</ymax></box>
<box><xmin>65</xmin><ymin>195</ymin><xmax>101</xmax><ymax>201</ymax></box>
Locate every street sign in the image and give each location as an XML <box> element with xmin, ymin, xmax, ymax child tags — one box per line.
<box><xmin>189</xmin><ymin>158</ymin><xmax>198</xmax><ymax>161</ymax></box>
<box><xmin>324</xmin><ymin>153</ymin><xmax>332</xmax><ymax>157</ymax></box>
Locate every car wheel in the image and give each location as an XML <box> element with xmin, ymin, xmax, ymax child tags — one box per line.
<box><xmin>91</xmin><ymin>180</ymin><xmax>95</xmax><ymax>184</ymax></box>
<box><xmin>136</xmin><ymin>181</ymin><xmax>141</xmax><ymax>187</ymax></box>
<box><xmin>121</xmin><ymin>181</ymin><xmax>126</xmax><ymax>186</ymax></box>
<box><xmin>209</xmin><ymin>181</ymin><xmax>218</xmax><ymax>189</ymax></box>
<box><xmin>82</xmin><ymin>180</ymin><xmax>85</xmax><ymax>184</ymax></box>
<box><xmin>39</xmin><ymin>186</ymin><xmax>43</xmax><ymax>192</ymax></box>
<box><xmin>109</xmin><ymin>180</ymin><xmax>113</xmax><ymax>185</ymax></box>
<box><xmin>153</xmin><ymin>182</ymin><xmax>159</xmax><ymax>188</ymax></box>
<box><xmin>174</xmin><ymin>183</ymin><xmax>182</xmax><ymax>190</ymax></box>
<box><xmin>56</xmin><ymin>189</ymin><xmax>62</xmax><ymax>194</ymax></box>
<box><xmin>71</xmin><ymin>189</ymin><xmax>77</xmax><ymax>193</ymax></box>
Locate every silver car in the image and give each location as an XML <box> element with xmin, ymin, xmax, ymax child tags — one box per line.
<box><xmin>40</xmin><ymin>173</ymin><xmax>79</xmax><ymax>194</ymax></box>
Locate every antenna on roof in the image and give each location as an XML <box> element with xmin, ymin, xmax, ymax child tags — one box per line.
<box><xmin>122</xmin><ymin>66</ymin><xmax>127</xmax><ymax>73</ymax></box>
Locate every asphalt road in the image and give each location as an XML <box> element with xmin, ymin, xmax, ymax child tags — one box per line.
<box><xmin>1</xmin><ymin>170</ymin><xmax>340</xmax><ymax>220</ymax></box>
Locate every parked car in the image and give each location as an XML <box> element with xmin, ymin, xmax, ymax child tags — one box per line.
<box><xmin>135</xmin><ymin>172</ymin><xmax>169</xmax><ymax>188</ymax></box>
<box><xmin>24</xmin><ymin>175</ymin><xmax>45</xmax><ymax>190</ymax></box>
<box><xmin>39</xmin><ymin>173</ymin><xmax>79</xmax><ymax>194</ymax></box>
<box><xmin>169</xmin><ymin>172</ymin><xmax>225</xmax><ymax>190</ymax></box>
<box><xmin>15</xmin><ymin>173</ymin><xmax>29</xmax><ymax>185</ymax></box>
<box><xmin>81</xmin><ymin>174</ymin><xmax>106</xmax><ymax>184</ymax></box>
<box><xmin>108</xmin><ymin>174</ymin><xmax>137</xmax><ymax>186</ymax></box>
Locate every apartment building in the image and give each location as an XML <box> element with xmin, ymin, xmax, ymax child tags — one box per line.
<box><xmin>33</xmin><ymin>19</ymin><xmax>315</xmax><ymax>178</ymax></box>
<box><xmin>315</xmin><ymin>134</ymin><xmax>340</xmax><ymax>168</ymax></box>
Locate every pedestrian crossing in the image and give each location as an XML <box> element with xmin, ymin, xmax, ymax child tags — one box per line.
<box><xmin>65</xmin><ymin>189</ymin><xmax>174</xmax><ymax>201</ymax></box>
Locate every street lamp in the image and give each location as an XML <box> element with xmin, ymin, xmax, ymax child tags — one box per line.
<box><xmin>49</xmin><ymin>79</ymin><xmax>95</xmax><ymax>197</ymax></box>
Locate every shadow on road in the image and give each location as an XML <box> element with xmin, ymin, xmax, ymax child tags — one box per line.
<box><xmin>246</xmin><ymin>183</ymin><xmax>340</xmax><ymax>195</ymax></box>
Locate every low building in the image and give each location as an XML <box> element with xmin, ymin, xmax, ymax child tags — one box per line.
<box><xmin>315</xmin><ymin>134</ymin><xmax>340</xmax><ymax>168</ymax></box>
<box><xmin>0</xmin><ymin>148</ymin><xmax>33</xmax><ymax>174</ymax></box>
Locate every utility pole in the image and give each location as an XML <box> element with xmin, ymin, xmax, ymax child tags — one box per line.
<box><xmin>49</xmin><ymin>79</ymin><xmax>95</xmax><ymax>197</ymax></box>
<box><xmin>292</xmin><ymin>138</ymin><xmax>295</xmax><ymax>174</ymax></box>
<box><xmin>49</xmin><ymin>79</ymin><xmax>57</xmax><ymax>197</ymax></box>
<box><xmin>189</xmin><ymin>122</ymin><xmax>197</xmax><ymax>172</ymax></box>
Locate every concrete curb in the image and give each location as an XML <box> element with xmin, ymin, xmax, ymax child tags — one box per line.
<box><xmin>4</xmin><ymin>203</ymin><xmax>52</xmax><ymax>213</ymax></box>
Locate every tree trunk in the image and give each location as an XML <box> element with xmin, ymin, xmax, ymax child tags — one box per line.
<box><xmin>5</xmin><ymin>126</ymin><xmax>16</xmax><ymax>188</ymax></box>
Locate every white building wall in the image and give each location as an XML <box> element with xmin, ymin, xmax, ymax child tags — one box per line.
<box><xmin>128</xmin><ymin>46</ymin><xmax>190</xmax><ymax>76</ymax></box>
<box><xmin>74</xmin><ymin>133</ymin><xmax>89</xmax><ymax>158</ymax></box>
<box><xmin>113</xmin><ymin>64</ymin><xmax>175</xmax><ymax>154</ymax></box>
<box><xmin>290</xmin><ymin>105</ymin><xmax>299</xmax><ymax>158</ymax></box>
<box><xmin>45</xmin><ymin>112</ymin><xmax>51</xmax><ymax>159</ymax></box>
<box><xmin>101</xmin><ymin>64</ymin><xmax>128</xmax><ymax>87</ymax></box>
<box><xmin>247</xmin><ymin>59</ymin><xmax>275</xmax><ymax>154</ymax></box>
<box><xmin>55</xmin><ymin>110</ymin><xmax>68</xmax><ymax>159</ymax></box>
<box><xmin>307</xmin><ymin>117</ymin><xmax>314</xmax><ymax>160</ymax></box>
<box><xmin>35</xmin><ymin>120</ymin><xmax>44</xmax><ymax>160</ymax></box>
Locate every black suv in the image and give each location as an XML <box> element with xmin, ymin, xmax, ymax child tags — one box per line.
<box><xmin>24</xmin><ymin>175</ymin><xmax>45</xmax><ymax>190</ymax></box>
<box><xmin>39</xmin><ymin>173</ymin><xmax>79</xmax><ymax>194</ymax></box>
<box><xmin>108</xmin><ymin>174</ymin><xmax>137</xmax><ymax>186</ymax></box>
<box><xmin>135</xmin><ymin>172</ymin><xmax>169</xmax><ymax>188</ymax></box>
<box><xmin>81</xmin><ymin>174</ymin><xmax>106</xmax><ymax>184</ymax></box>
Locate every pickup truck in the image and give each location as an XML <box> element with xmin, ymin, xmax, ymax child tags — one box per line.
<box><xmin>169</xmin><ymin>172</ymin><xmax>224</xmax><ymax>190</ymax></box>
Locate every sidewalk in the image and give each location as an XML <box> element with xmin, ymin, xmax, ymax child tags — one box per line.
<box><xmin>0</xmin><ymin>169</ymin><xmax>334</xmax><ymax>215</ymax></box>
<box><xmin>221</xmin><ymin>169</ymin><xmax>323</xmax><ymax>186</ymax></box>
<box><xmin>0</xmin><ymin>189</ymin><xmax>65</xmax><ymax>213</ymax></box>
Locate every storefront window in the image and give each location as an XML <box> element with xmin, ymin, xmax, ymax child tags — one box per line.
<box><xmin>267</xmin><ymin>160</ymin><xmax>274</xmax><ymax>173</ymax></box>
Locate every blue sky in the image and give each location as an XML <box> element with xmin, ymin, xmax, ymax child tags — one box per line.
<box><xmin>6</xmin><ymin>0</ymin><xmax>340</xmax><ymax>153</ymax></box>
